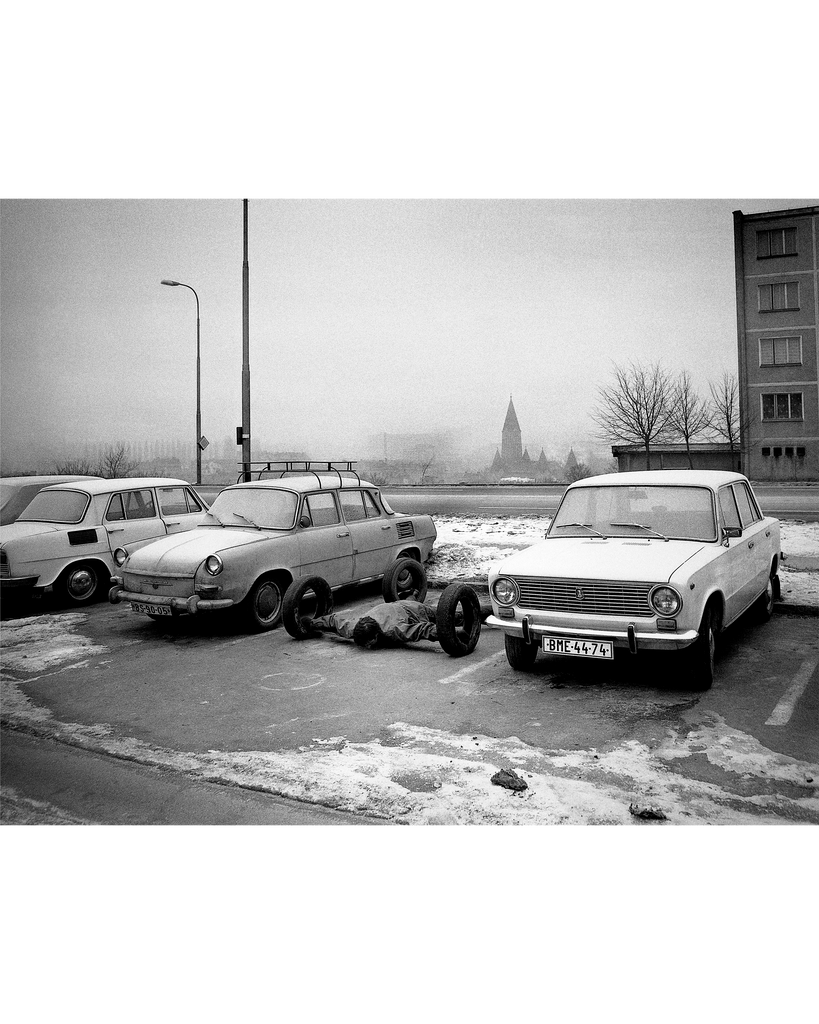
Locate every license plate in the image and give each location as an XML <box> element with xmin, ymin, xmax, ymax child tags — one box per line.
<box><xmin>541</xmin><ymin>636</ymin><xmax>613</xmax><ymax>659</ymax></box>
<box><xmin>131</xmin><ymin>602</ymin><xmax>171</xmax><ymax>616</ymax></box>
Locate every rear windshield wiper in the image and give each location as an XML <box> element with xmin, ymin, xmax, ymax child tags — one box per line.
<box><xmin>554</xmin><ymin>522</ymin><xmax>607</xmax><ymax>538</ymax></box>
<box><xmin>610</xmin><ymin>522</ymin><xmax>668</xmax><ymax>541</ymax></box>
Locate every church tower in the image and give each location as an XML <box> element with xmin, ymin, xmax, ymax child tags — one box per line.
<box><xmin>501</xmin><ymin>396</ymin><xmax>522</xmax><ymax>464</ymax></box>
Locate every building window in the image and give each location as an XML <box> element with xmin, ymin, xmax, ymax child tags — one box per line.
<box><xmin>773</xmin><ymin>447</ymin><xmax>782</xmax><ymax>457</ymax></box>
<box><xmin>759</xmin><ymin>336</ymin><xmax>802</xmax><ymax>365</ymax></box>
<box><xmin>761</xmin><ymin>447</ymin><xmax>771</xmax><ymax>457</ymax></box>
<box><xmin>756</xmin><ymin>227</ymin><xmax>797</xmax><ymax>258</ymax></box>
<box><xmin>758</xmin><ymin>281</ymin><xmax>799</xmax><ymax>312</ymax></box>
<box><xmin>785</xmin><ymin>447</ymin><xmax>794</xmax><ymax>457</ymax></box>
<box><xmin>796</xmin><ymin>447</ymin><xmax>806</xmax><ymax>458</ymax></box>
<box><xmin>761</xmin><ymin>392</ymin><xmax>803</xmax><ymax>420</ymax></box>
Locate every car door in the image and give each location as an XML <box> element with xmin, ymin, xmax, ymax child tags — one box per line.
<box><xmin>731</xmin><ymin>481</ymin><xmax>771</xmax><ymax>607</ymax></box>
<box><xmin>339</xmin><ymin>488</ymin><xmax>393</xmax><ymax>580</ymax></box>
<box><xmin>296</xmin><ymin>491</ymin><xmax>354</xmax><ymax>585</ymax></box>
<box><xmin>103</xmin><ymin>487</ymin><xmax>167</xmax><ymax>552</ymax></box>
<box><xmin>716</xmin><ymin>485</ymin><xmax>751</xmax><ymax>624</ymax></box>
<box><xmin>156</xmin><ymin>485</ymin><xmax>207</xmax><ymax>534</ymax></box>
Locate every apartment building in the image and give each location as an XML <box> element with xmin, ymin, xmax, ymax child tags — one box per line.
<box><xmin>733</xmin><ymin>205</ymin><xmax>819</xmax><ymax>480</ymax></box>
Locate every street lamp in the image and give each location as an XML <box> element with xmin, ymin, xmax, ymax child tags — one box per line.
<box><xmin>161</xmin><ymin>279</ymin><xmax>202</xmax><ymax>485</ymax></box>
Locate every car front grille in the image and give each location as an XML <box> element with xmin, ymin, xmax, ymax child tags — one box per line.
<box><xmin>511</xmin><ymin>576</ymin><xmax>654</xmax><ymax>617</ymax></box>
<box><xmin>0</xmin><ymin>551</ymin><xmax>9</xmax><ymax>579</ymax></box>
<box><xmin>123</xmin><ymin>572</ymin><xmax>194</xmax><ymax>597</ymax></box>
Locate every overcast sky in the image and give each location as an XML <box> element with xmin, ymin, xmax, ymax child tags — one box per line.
<box><xmin>2</xmin><ymin>196</ymin><xmax>818</xmax><ymax>472</ymax></box>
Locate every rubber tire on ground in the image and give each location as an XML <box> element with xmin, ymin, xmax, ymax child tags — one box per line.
<box><xmin>382</xmin><ymin>557</ymin><xmax>427</xmax><ymax>603</ymax></box>
<box><xmin>687</xmin><ymin>604</ymin><xmax>717</xmax><ymax>690</ymax></box>
<box><xmin>60</xmin><ymin>561</ymin><xmax>104</xmax><ymax>605</ymax></box>
<box><xmin>282</xmin><ymin>576</ymin><xmax>334</xmax><ymax>639</ymax></box>
<box><xmin>435</xmin><ymin>583</ymin><xmax>482</xmax><ymax>657</ymax></box>
<box><xmin>241</xmin><ymin>577</ymin><xmax>284</xmax><ymax>632</ymax></box>
<box><xmin>504</xmin><ymin>633</ymin><xmax>539</xmax><ymax>671</ymax></box>
<box><xmin>754</xmin><ymin>573</ymin><xmax>778</xmax><ymax>623</ymax></box>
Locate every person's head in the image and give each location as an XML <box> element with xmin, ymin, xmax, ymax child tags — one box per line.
<box><xmin>352</xmin><ymin>616</ymin><xmax>383</xmax><ymax>649</ymax></box>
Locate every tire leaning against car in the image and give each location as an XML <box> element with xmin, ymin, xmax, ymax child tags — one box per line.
<box><xmin>282</xmin><ymin>576</ymin><xmax>334</xmax><ymax>639</ymax></box>
<box><xmin>382</xmin><ymin>557</ymin><xmax>427</xmax><ymax>603</ymax></box>
<box><xmin>435</xmin><ymin>583</ymin><xmax>482</xmax><ymax>658</ymax></box>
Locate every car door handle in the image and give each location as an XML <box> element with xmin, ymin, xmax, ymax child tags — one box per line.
<box><xmin>748</xmin><ymin>541</ymin><xmax>754</xmax><ymax>549</ymax></box>
<box><xmin>337</xmin><ymin>531</ymin><xmax>349</xmax><ymax>538</ymax></box>
<box><xmin>765</xmin><ymin>530</ymin><xmax>771</xmax><ymax>537</ymax></box>
<box><xmin>381</xmin><ymin>525</ymin><xmax>392</xmax><ymax>531</ymax></box>
<box><xmin>108</xmin><ymin>527</ymin><xmax>125</xmax><ymax>533</ymax></box>
<box><xmin>165</xmin><ymin>520</ymin><xmax>180</xmax><ymax>526</ymax></box>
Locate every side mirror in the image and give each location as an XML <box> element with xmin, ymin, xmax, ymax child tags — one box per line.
<box><xmin>299</xmin><ymin>515</ymin><xmax>312</xmax><ymax>529</ymax></box>
<box><xmin>722</xmin><ymin>526</ymin><xmax>742</xmax><ymax>545</ymax></box>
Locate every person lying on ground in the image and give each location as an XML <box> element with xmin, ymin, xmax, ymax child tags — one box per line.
<box><xmin>311</xmin><ymin>600</ymin><xmax>439</xmax><ymax>649</ymax></box>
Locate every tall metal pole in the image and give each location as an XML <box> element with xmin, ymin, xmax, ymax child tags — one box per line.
<box><xmin>241</xmin><ymin>199</ymin><xmax>251</xmax><ymax>482</ymax></box>
<box><xmin>161</xmin><ymin>279</ymin><xmax>201</xmax><ymax>485</ymax></box>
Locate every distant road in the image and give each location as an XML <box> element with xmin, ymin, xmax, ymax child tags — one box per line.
<box><xmin>197</xmin><ymin>483</ymin><xmax>819</xmax><ymax>522</ymax></box>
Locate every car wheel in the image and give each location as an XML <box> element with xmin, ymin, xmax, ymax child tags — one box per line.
<box><xmin>60</xmin><ymin>561</ymin><xmax>103</xmax><ymax>605</ymax></box>
<box><xmin>436</xmin><ymin>583</ymin><xmax>482</xmax><ymax>657</ymax></box>
<box><xmin>687</xmin><ymin>604</ymin><xmax>717</xmax><ymax>690</ymax></box>
<box><xmin>282</xmin><ymin>576</ymin><xmax>333</xmax><ymax>639</ymax></box>
<box><xmin>382</xmin><ymin>557</ymin><xmax>427</xmax><ymax>603</ymax></box>
<box><xmin>754</xmin><ymin>573</ymin><xmax>777</xmax><ymax>623</ymax></box>
<box><xmin>504</xmin><ymin>633</ymin><xmax>539</xmax><ymax>671</ymax></box>
<box><xmin>242</xmin><ymin>577</ymin><xmax>283</xmax><ymax>632</ymax></box>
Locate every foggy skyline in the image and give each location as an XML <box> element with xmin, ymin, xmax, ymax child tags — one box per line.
<box><xmin>3</xmin><ymin>197</ymin><xmax>818</xmax><ymax>475</ymax></box>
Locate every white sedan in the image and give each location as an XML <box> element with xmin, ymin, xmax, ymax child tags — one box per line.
<box><xmin>486</xmin><ymin>471</ymin><xmax>780</xmax><ymax>689</ymax></box>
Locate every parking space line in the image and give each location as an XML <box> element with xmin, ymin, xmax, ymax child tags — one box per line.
<box><xmin>439</xmin><ymin>651</ymin><xmax>506</xmax><ymax>686</ymax></box>
<box><xmin>765</xmin><ymin>656</ymin><xmax>819</xmax><ymax>726</ymax></box>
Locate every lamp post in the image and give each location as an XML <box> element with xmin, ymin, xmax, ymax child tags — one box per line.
<box><xmin>161</xmin><ymin>279</ymin><xmax>202</xmax><ymax>485</ymax></box>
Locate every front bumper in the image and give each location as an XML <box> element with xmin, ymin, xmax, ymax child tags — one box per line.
<box><xmin>484</xmin><ymin>613</ymin><xmax>698</xmax><ymax>652</ymax></box>
<box><xmin>109</xmin><ymin>585</ymin><xmax>234</xmax><ymax>614</ymax></box>
<box><xmin>0</xmin><ymin>574</ymin><xmax>39</xmax><ymax>591</ymax></box>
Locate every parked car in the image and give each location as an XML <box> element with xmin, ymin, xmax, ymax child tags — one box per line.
<box><xmin>109</xmin><ymin>473</ymin><xmax>437</xmax><ymax>631</ymax></box>
<box><xmin>0</xmin><ymin>478</ymin><xmax>209</xmax><ymax>605</ymax></box>
<box><xmin>0</xmin><ymin>475</ymin><xmax>100</xmax><ymax>526</ymax></box>
<box><xmin>486</xmin><ymin>471</ymin><xmax>780</xmax><ymax>689</ymax></box>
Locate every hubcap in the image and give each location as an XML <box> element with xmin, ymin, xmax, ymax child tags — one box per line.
<box><xmin>68</xmin><ymin>569</ymin><xmax>95</xmax><ymax>599</ymax></box>
<box><xmin>256</xmin><ymin>583</ymin><xmax>280</xmax><ymax>622</ymax></box>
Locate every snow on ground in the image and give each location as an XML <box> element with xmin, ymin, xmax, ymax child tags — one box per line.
<box><xmin>1</xmin><ymin>518</ymin><xmax>816</xmax><ymax>825</ymax></box>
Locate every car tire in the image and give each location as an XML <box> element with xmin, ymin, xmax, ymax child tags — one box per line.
<box><xmin>435</xmin><ymin>583</ymin><xmax>482</xmax><ymax>658</ymax></box>
<box><xmin>382</xmin><ymin>557</ymin><xmax>427</xmax><ymax>603</ymax></box>
<box><xmin>687</xmin><ymin>604</ymin><xmax>718</xmax><ymax>690</ymax></box>
<box><xmin>241</xmin><ymin>577</ymin><xmax>284</xmax><ymax>632</ymax></box>
<box><xmin>282</xmin><ymin>576</ymin><xmax>334</xmax><ymax>639</ymax></box>
<box><xmin>754</xmin><ymin>573</ymin><xmax>777</xmax><ymax>623</ymax></box>
<box><xmin>504</xmin><ymin>633</ymin><xmax>539</xmax><ymax>671</ymax></box>
<box><xmin>59</xmin><ymin>561</ymin><xmax>104</xmax><ymax>605</ymax></box>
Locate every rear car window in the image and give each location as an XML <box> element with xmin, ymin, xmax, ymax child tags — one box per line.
<box><xmin>18</xmin><ymin>489</ymin><xmax>90</xmax><ymax>524</ymax></box>
<box><xmin>106</xmin><ymin>489</ymin><xmax>158</xmax><ymax>522</ymax></box>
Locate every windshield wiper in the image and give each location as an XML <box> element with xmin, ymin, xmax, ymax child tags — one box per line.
<box><xmin>203</xmin><ymin>510</ymin><xmax>228</xmax><ymax>526</ymax></box>
<box><xmin>231</xmin><ymin>511</ymin><xmax>262</xmax><ymax>529</ymax></box>
<box><xmin>555</xmin><ymin>522</ymin><xmax>607</xmax><ymax>538</ymax></box>
<box><xmin>610</xmin><ymin>522</ymin><xmax>669</xmax><ymax>541</ymax></box>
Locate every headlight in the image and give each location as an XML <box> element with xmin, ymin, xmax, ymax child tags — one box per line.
<box><xmin>206</xmin><ymin>552</ymin><xmax>225</xmax><ymax>577</ymax></box>
<box><xmin>492</xmin><ymin>577</ymin><xmax>519</xmax><ymax>606</ymax></box>
<box><xmin>204</xmin><ymin>554</ymin><xmax>223</xmax><ymax>576</ymax></box>
<box><xmin>113</xmin><ymin>547</ymin><xmax>128</xmax><ymax>567</ymax></box>
<box><xmin>650</xmin><ymin>586</ymin><xmax>682</xmax><ymax>616</ymax></box>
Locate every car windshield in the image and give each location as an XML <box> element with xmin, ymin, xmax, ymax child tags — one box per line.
<box><xmin>205</xmin><ymin>487</ymin><xmax>298</xmax><ymax>530</ymax></box>
<box><xmin>549</xmin><ymin>485</ymin><xmax>717</xmax><ymax>542</ymax></box>
<box><xmin>17</xmin><ymin>489</ymin><xmax>90</xmax><ymax>524</ymax></box>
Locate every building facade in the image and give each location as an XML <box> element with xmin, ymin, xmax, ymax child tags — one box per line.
<box><xmin>733</xmin><ymin>206</ymin><xmax>819</xmax><ymax>481</ymax></box>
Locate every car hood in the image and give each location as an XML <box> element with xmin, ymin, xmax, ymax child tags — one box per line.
<box><xmin>124</xmin><ymin>527</ymin><xmax>270</xmax><ymax>572</ymax></box>
<box><xmin>493</xmin><ymin>537</ymin><xmax>706</xmax><ymax>583</ymax></box>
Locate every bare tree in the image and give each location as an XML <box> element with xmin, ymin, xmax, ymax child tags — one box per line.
<box><xmin>565</xmin><ymin>462</ymin><xmax>593</xmax><ymax>483</ymax></box>
<box><xmin>97</xmin><ymin>443</ymin><xmax>138</xmax><ymax>479</ymax></box>
<box><xmin>418</xmin><ymin>450</ymin><xmax>435</xmax><ymax>484</ymax></box>
<box><xmin>54</xmin><ymin>457</ymin><xmax>97</xmax><ymax>475</ymax></box>
<box><xmin>592</xmin><ymin>361</ymin><xmax>674</xmax><ymax>470</ymax></box>
<box><xmin>667</xmin><ymin>370</ymin><xmax>711</xmax><ymax>468</ymax></box>
<box><xmin>708</xmin><ymin>373</ymin><xmax>741</xmax><ymax>464</ymax></box>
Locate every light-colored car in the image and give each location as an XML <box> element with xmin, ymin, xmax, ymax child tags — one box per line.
<box><xmin>0</xmin><ymin>478</ymin><xmax>209</xmax><ymax>605</ymax></box>
<box><xmin>0</xmin><ymin>475</ymin><xmax>100</xmax><ymax>526</ymax></box>
<box><xmin>486</xmin><ymin>471</ymin><xmax>780</xmax><ymax>689</ymax></box>
<box><xmin>109</xmin><ymin>473</ymin><xmax>437</xmax><ymax>631</ymax></box>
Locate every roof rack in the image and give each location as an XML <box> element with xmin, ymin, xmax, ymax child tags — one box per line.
<box><xmin>236</xmin><ymin>460</ymin><xmax>361</xmax><ymax>487</ymax></box>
